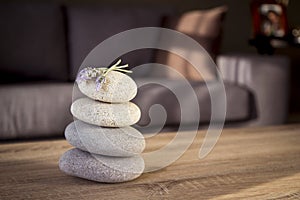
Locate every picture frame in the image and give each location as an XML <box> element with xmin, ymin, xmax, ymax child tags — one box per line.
<box><xmin>251</xmin><ymin>0</ymin><xmax>288</xmax><ymax>38</ymax></box>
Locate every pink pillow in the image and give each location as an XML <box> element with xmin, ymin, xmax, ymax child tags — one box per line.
<box><xmin>155</xmin><ymin>6</ymin><xmax>228</xmax><ymax>81</ymax></box>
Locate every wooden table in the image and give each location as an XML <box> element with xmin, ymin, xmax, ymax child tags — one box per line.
<box><xmin>1</xmin><ymin>125</ymin><xmax>300</xmax><ymax>199</ymax></box>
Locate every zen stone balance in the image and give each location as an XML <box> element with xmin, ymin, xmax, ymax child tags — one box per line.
<box><xmin>59</xmin><ymin>59</ymin><xmax>145</xmax><ymax>183</ymax></box>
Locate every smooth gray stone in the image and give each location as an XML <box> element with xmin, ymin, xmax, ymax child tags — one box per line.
<box><xmin>71</xmin><ymin>98</ymin><xmax>141</xmax><ymax>127</ymax></box>
<box><xmin>59</xmin><ymin>148</ymin><xmax>144</xmax><ymax>183</ymax></box>
<box><xmin>77</xmin><ymin>71</ymin><xmax>137</xmax><ymax>103</ymax></box>
<box><xmin>65</xmin><ymin>120</ymin><xmax>145</xmax><ymax>157</ymax></box>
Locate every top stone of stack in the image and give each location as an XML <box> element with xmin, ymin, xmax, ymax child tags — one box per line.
<box><xmin>76</xmin><ymin>60</ymin><xmax>137</xmax><ymax>103</ymax></box>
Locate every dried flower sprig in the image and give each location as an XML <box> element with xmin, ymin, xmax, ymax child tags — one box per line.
<box><xmin>76</xmin><ymin>59</ymin><xmax>132</xmax><ymax>91</ymax></box>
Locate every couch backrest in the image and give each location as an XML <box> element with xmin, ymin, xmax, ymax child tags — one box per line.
<box><xmin>0</xmin><ymin>3</ymin><xmax>68</xmax><ymax>82</ymax></box>
<box><xmin>0</xmin><ymin>3</ymin><xmax>226</xmax><ymax>82</ymax></box>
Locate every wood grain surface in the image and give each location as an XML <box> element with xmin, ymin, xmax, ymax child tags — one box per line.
<box><xmin>0</xmin><ymin>125</ymin><xmax>300</xmax><ymax>199</ymax></box>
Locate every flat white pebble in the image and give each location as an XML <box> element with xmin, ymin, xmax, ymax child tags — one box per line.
<box><xmin>65</xmin><ymin>120</ymin><xmax>145</xmax><ymax>157</ymax></box>
<box><xmin>77</xmin><ymin>71</ymin><xmax>137</xmax><ymax>103</ymax></box>
<box><xmin>59</xmin><ymin>148</ymin><xmax>144</xmax><ymax>183</ymax></box>
<box><xmin>71</xmin><ymin>98</ymin><xmax>141</xmax><ymax>127</ymax></box>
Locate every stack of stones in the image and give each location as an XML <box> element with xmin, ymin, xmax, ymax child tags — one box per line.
<box><xmin>59</xmin><ymin>60</ymin><xmax>145</xmax><ymax>183</ymax></box>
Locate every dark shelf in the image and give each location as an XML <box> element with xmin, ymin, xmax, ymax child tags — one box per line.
<box><xmin>249</xmin><ymin>35</ymin><xmax>300</xmax><ymax>54</ymax></box>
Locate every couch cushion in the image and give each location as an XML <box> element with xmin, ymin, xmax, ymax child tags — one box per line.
<box><xmin>0</xmin><ymin>83</ymin><xmax>73</xmax><ymax>139</ymax></box>
<box><xmin>0</xmin><ymin>3</ymin><xmax>68</xmax><ymax>82</ymax></box>
<box><xmin>133</xmin><ymin>79</ymin><xmax>252</xmax><ymax>127</ymax></box>
<box><xmin>66</xmin><ymin>5</ymin><xmax>174</xmax><ymax>80</ymax></box>
<box><xmin>155</xmin><ymin>6</ymin><xmax>227</xmax><ymax>81</ymax></box>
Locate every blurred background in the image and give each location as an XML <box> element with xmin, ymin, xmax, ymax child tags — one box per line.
<box><xmin>0</xmin><ymin>0</ymin><xmax>299</xmax><ymax>140</ymax></box>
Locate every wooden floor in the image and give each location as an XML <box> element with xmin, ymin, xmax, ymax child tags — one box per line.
<box><xmin>0</xmin><ymin>125</ymin><xmax>300</xmax><ymax>199</ymax></box>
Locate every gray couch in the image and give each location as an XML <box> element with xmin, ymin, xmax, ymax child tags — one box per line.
<box><xmin>0</xmin><ymin>3</ymin><xmax>290</xmax><ymax>139</ymax></box>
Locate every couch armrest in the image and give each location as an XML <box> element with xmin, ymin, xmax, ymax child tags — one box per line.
<box><xmin>217</xmin><ymin>54</ymin><xmax>290</xmax><ymax>126</ymax></box>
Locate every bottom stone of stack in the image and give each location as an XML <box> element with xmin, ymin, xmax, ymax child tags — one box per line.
<box><xmin>59</xmin><ymin>148</ymin><xmax>145</xmax><ymax>183</ymax></box>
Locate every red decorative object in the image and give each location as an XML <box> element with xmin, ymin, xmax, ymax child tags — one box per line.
<box><xmin>251</xmin><ymin>0</ymin><xmax>288</xmax><ymax>38</ymax></box>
